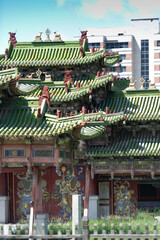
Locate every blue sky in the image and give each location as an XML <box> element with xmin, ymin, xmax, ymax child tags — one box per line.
<box><xmin>0</xmin><ymin>0</ymin><xmax>160</xmax><ymax>53</ymax></box>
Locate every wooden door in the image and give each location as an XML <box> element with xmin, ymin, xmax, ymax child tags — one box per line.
<box><xmin>98</xmin><ymin>181</ymin><xmax>110</xmax><ymax>217</ymax></box>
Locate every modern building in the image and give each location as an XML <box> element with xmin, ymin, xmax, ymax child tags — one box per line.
<box><xmin>86</xmin><ymin>18</ymin><xmax>160</xmax><ymax>89</ymax></box>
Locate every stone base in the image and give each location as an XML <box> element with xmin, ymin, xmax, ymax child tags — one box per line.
<box><xmin>27</xmin><ymin>213</ymin><xmax>49</xmax><ymax>234</ymax></box>
<box><xmin>0</xmin><ymin>196</ymin><xmax>10</xmax><ymax>223</ymax></box>
<box><xmin>88</xmin><ymin>196</ymin><xmax>99</xmax><ymax>220</ymax></box>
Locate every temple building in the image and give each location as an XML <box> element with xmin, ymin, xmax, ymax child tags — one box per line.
<box><xmin>0</xmin><ymin>29</ymin><xmax>160</xmax><ymax>223</ymax></box>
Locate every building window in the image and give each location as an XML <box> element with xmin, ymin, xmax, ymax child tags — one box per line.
<box><xmin>141</xmin><ymin>40</ymin><xmax>149</xmax><ymax>85</ymax></box>
<box><xmin>88</xmin><ymin>42</ymin><xmax>100</xmax><ymax>49</ymax></box>
<box><xmin>139</xmin><ymin>184</ymin><xmax>160</xmax><ymax>201</ymax></box>
<box><xmin>66</xmin><ymin>150</ymin><xmax>71</xmax><ymax>160</ymax></box>
<box><xmin>59</xmin><ymin>150</ymin><xmax>71</xmax><ymax>161</ymax></box>
<box><xmin>120</xmin><ymin>54</ymin><xmax>126</xmax><ymax>60</ymax></box>
<box><xmin>32</xmin><ymin>149</ymin><xmax>54</xmax><ymax>158</ymax></box>
<box><xmin>157</xmin><ymin>40</ymin><xmax>160</xmax><ymax>46</ymax></box>
<box><xmin>106</xmin><ymin>42</ymin><xmax>128</xmax><ymax>49</ymax></box>
<box><xmin>109</xmin><ymin>67</ymin><xmax>116</xmax><ymax>72</ymax></box>
<box><xmin>4</xmin><ymin>149</ymin><xmax>25</xmax><ymax>158</ymax></box>
<box><xmin>59</xmin><ymin>150</ymin><xmax>64</xmax><ymax>159</ymax></box>
<box><xmin>121</xmin><ymin>66</ymin><xmax>126</xmax><ymax>72</ymax></box>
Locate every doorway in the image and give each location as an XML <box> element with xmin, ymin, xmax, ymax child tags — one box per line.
<box><xmin>98</xmin><ymin>181</ymin><xmax>111</xmax><ymax>217</ymax></box>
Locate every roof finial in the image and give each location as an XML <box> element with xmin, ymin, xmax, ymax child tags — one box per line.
<box><xmin>53</xmin><ymin>31</ymin><xmax>62</xmax><ymax>41</ymax></box>
<box><xmin>8</xmin><ymin>32</ymin><xmax>17</xmax><ymax>47</ymax></box>
<box><xmin>34</xmin><ymin>32</ymin><xmax>43</xmax><ymax>41</ymax></box>
<box><xmin>139</xmin><ymin>78</ymin><xmax>145</xmax><ymax>89</ymax></box>
<box><xmin>36</xmin><ymin>69</ymin><xmax>42</xmax><ymax>78</ymax></box>
<box><xmin>45</xmin><ymin>28</ymin><xmax>51</xmax><ymax>41</ymax></box>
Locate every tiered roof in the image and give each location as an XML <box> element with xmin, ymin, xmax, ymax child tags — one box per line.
<box><xmin>86</xmin><ymin>132</ymin><xmax>160</xmax><ymax>158</ymax></box>
<box><xmin>0</xmin><ymin>105</ymin><xmax>124</xmax><ymax>140</ymax></box>
<box><xmin>0</xmin><ymin>31</ymin><xmax>160</xmax><ymax>161</ymax></box>
<box><xmin>103</xmin><ymin>88</ymin><xmax>160</xmax><ymax>122</ymax></box>
<box><xmin>0</xmin><ymin>41</ymin><xmax>119</xmax><ymax>68</ymax></box>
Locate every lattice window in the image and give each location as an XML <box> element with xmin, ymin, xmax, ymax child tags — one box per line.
<box><xmin>4</xmin><ymin>149</ymin><xmax>25</xmax><ymax>158</ymax></box>
<box><xmin>65</xmin><ymin>150</ymin><xmax>71</xmax><ymax>160</ymax></box>
<box><xmin>32</xmin><ymin>149</ymin><xmax>54</xmax><ymax>158</ymax></box>
<box><xmin>59</xmin><ymin>150</ymin><xmax>64</xmax><ymax>159</ymax></box>
<box><xmin>59</xmin><ymin>150</ymin><xmax>71</xmax><ymax>161</ymax></box>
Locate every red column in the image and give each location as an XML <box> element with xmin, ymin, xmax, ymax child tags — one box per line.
<box><xmin>0</xmin><ymin>145</ymin><xmax>4</xmax><ymax>195</ymax></box>
<box><xmin>32</xmin><ymin>167</ymin><xmax>43</xmax><ymax>214</ymax></box>
<box><xmin>84</xmin><ymin>166</ymin><xmax>90</xmax><ymax>217</ymax></box>
<box><xmin>0</xmin><ymin>174</ymin><xmax>5</xmax><ymax>195</ymax></box>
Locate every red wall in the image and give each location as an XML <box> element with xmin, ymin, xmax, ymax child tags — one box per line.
<box><xmin>14</xmin><ymin>166</ymin><xmax>85</xmax><ymax>221</ymax></box>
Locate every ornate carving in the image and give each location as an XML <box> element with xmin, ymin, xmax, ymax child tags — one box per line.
<box><xmin>5</xmin><ymin>48</ymin><xmax>8</xmax><ymax>59</ymax></box>
<box><xmin>80</xmin><ymin>46</ymin><xmax>84</xmax><ymax>57</ymax></box>
<box><xmin>39</xmin><ymin>86</ymin><xmax>50</xmax><ymax>107</ymax></box>
<box><xmin>64</xmin><ymin>70</ymin><xmax>73</xmax><ymax>91</ymax></box>
<box><xmin>34</xmin><ymin>32</ymin><xmax>43</xmax><ymax>41</ymax></box>
<box><xmin>53</xmin><ymin>32</ymin><xmax>62</xmax><ymax>41</ymax></box>
<box><xmin>8</xmin><ymin>32</ymin><xmax>17</xmax><ymax>47</ymax></box>
<box><xmin>36</xmin><ymin>69</ymin><xmax>42</xmax><ymax>78</ymax></box>
<box><xmin>45</xmin><ymin>28</ymin><xmax>51</xmax><ymax>41</ymax></box>
<box><xmin>79</xmin><ymin>30</ymin><xmax>88</xmax><ymax>46</ymax></box>
<box><xmin>139</xmin><ymin>78</ymin><xmax>145</xmax><ymax>89</ymax></box>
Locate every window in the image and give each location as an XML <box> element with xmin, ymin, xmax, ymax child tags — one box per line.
<box><xmin>4</xmin><ymin>149</ymin><xmax>25</xmax><ymax>158</ymax></box>
<box><xmin>121</xmin><ymin>66</ymin><xmax>126</xmax><ymax>72</ymax></box>
<box><xmin>109</xmin><ymin>67</ymin><xmax>116</xmax><ymax>72</ymax></box>
<box><xmin>59</xmin><ymin>150</ymin><xmax>71</xmax><ymax>161</ymax></box>
<box><xmin>141</xmin><ymin>40</ymin><xmax>149</xmax><ymax>84</ymax></box>
<box><xmin>66</xmin><ymin>151</ymin><xmax>71</xmax><ymax>160</ymax></box>
<box><xmin>120</xmin><ymin>54</ymin><xmax>126</xmax><ymax>60</ymax></box>
<box><xmin>139</xmin><ymin>184</ymin><xmax>160</xmax><ymax>201</ymax></box>
<box><xmin>32</xmin><ymin>149</ymin><xmax>54</xmax><ymax>158</ymax></box>
<box><xmin>106</xmin><ymin>42</ymin><xmax>128</xmax><ymax>49</ymax></box>
<box><xmin>157</xmin><ymin>40</ymin><xmax>160</xmax><ymax>46</ymax></box>
<box><xmin>88</xmin><ymin>42</ymin><xmax>100</xmax><ymax>49</ymax></box>
<box><xmin>59</xmin><ymin>150</ymin><xmax>64</xmax><ymax>159</ymax></box>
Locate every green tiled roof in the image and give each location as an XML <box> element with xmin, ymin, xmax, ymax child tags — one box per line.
<box><xmin>100</xmin><ymin>89</ymin><xmax>160</xmax><ymax>122</ymax></box>
<box><xmin>22</xmin><ymin>74</ymin><xmax>114</xmax><ymax>102</ymax></box>
<box><xmin>0</xmin><ymin>107</ymin><xmax>124</xmax><ymax>140</ymax></box>
<box><xmin>80</xmin><ymin>111</ymin><xmax>124</xmax><ymax>139</ymax></box>
<box><xmin>86</xmin><ymin>132</ymin><xmax>160</xmax><ymax>158</ymax></box>
<box><xmin>0</xmin><ymin>68</ymin><xmax>18</xmax><ymax>89</ymax></box>
<box><xmin>104</xmin><ymin>55</ymin><xmax>120</xmax><ymax>67</ymax></box>
<box><xmin>4</xmin><ymin>73</ymin><xmax>113</xmax><ymax>101</ymax></box>
<box><xmin>0</xmin><ymin>41</ymin><xmax>119</xmax><ymax>67</ymax></box>
<box><xmin>113</xmin><ymin>79</ymin><xmax>130</xmax><ymax>90</ymax></box>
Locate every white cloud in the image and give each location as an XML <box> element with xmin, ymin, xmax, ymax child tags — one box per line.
<box><xmin>81</xmin><ymin>0</ymin><xmax>123</xmax><ymax>19</ymax></box>
<box><xmin>129</xmin><ymin>0</ymin><xmax>160</xmax><ymax>18</ymax></box>
<box><xmin>57</xmin><ymin>0</ymin><xmax>66</xmax><ymax>7</ymax></box>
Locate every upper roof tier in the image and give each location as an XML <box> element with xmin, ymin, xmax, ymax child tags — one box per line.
<box><xmin>0</xmin><ymin>67</ymin><xmax>114</xmax><ymax>102</ymax></box>
<box><xmin>0</xmin><ymin>37</ymin><xmax>120</xmax><ymax>68</ymax></box>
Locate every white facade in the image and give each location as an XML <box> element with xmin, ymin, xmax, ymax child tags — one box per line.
<box><xmin>85</xmin><ymin>18</ymin><xmax>160</xmax><ymax>89</ymax></box>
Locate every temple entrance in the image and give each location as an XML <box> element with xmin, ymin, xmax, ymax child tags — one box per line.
<box><xmin>98</xmin><ymin>181</ymin><xmax>111</xmax><ymax>217</ymax></box>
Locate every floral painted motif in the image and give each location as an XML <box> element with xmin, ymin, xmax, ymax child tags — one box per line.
<box><xmin>16</xmin><ymin>172</ymin><xmax>32</xmax><ymax>219</ymax></box>
<box><xmin>16</xmin><ymin>172</ymin><xmax>49</xmax><ymax>219</ymax></box>
<box><xmin>114</xmin><ymin>181</ymin><xmax>136</xmax><ymax>216</ymax></box>
<box><xmin>52</xmin><ymin>166</ymin><xmax>84</xmax><ymax>218</ymax></box>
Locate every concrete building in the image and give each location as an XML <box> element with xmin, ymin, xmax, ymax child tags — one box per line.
<box><xmin>86</xmin><ymin>18</ymin><xmax>160</xmax><ymax>89</ymax></box>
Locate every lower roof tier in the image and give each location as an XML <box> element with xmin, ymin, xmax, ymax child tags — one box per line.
<box><xmin>0</xmin><ymin>106</ymin><xmax>124</xmax><ymax>140</ymax></box>
<box><xmin>86</xmin><ymin>132</ymin><xmax>160</xmax><ymax>158</ymax></box>
<box><xmin>98</xmin><ymin>89</ymin><xmax>160</xmax><ymax>122</ymax></box>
